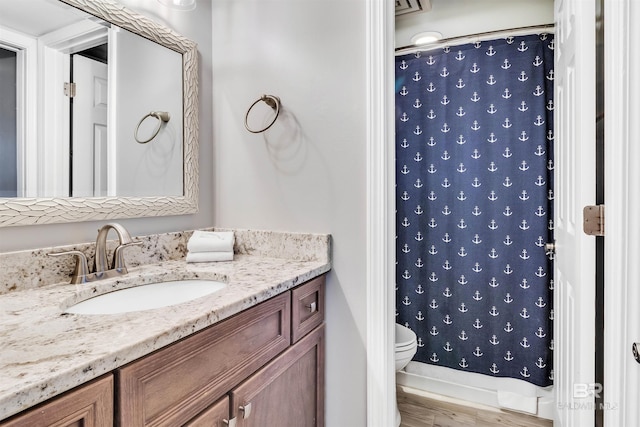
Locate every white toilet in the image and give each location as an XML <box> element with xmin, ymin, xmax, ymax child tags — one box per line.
<box><xmin>395</xmin><ymin>323</ymin><xmax>418</xmax><ymax>427</ymax></box>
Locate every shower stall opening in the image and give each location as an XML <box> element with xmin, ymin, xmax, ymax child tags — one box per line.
<box><xmin>394</xmin><ymin>30</ymin><xmax>555</xmax><ymax>417</ymax></box>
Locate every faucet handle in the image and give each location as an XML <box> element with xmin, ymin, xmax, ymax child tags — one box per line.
<box><xmin>111</xmin><ymin>240</ymin><xmax>143</xmax><ymax>272</ymax></box>
<box><xmin>47</xmin><ymin>250</ymin><xmax>91</xmax><ymax>284</ymax></box>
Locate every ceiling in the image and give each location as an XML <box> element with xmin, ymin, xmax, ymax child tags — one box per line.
<box><xmin>0</xmin><ymin>0</ymin><xmax>88</xmax><ymax>37</ymax></box>
<box><xmin>395</xmin><ymin>0</ymin><xmax>554</xmax><ymax>50</ymax></box>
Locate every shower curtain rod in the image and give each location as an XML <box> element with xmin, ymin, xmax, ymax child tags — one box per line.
<box><xmin>395</xmin><ymin>23</ymin><xmax>555</xmax><ymax>56</ymax></box>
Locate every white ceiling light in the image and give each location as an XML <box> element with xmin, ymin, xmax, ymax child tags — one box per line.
<box><xmin>411</xmin><ymin>31</ymin><xmax>443</xmax><ymax>46</ymax></box>
<box><xmin>157</xmin><ymin>0</ymin><xmax>196</xmax><ymax>11</ymax></box>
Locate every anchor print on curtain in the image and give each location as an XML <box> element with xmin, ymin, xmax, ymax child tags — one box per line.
<box><xmin>395</xmin><ymin>34</ymin><xmax>554</xmax><ymax>387</ymax></box>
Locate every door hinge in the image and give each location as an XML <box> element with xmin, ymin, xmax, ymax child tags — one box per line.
<box><xmin>544</xmin><ymin>242</ymin><xmax>556</xmax><ymax>257</ymax></box>
<box><xmin>583</xmin><ymin>205</ymin><xmax>605</xmax><ymax>236</ymax></box>
<box><xmin>64</xmin><ymin>82</ymin><xmax>76</xmax><ymax>98</ymax></box>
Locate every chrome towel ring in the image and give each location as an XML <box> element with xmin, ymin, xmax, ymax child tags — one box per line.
<box><xmin>244</xmin><ymin>95</ymin><xmax>281</xmax><ymax>133</ymax></box>
<box><xmin>135</xmin><ymin>111</ymin><xmax>170</xmax><ymax>144</ymax></box>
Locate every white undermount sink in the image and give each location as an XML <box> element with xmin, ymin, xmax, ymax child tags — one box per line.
<box><xmin>65</xmin><ymin>279</ymin><xmax>227</xmax><ymax>315</ymax></box>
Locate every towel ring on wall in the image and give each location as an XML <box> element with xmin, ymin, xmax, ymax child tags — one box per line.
<box><xmin>244</xmin><ymin>95</ymin><xmax>281</xmax><ymax>133</ymax></box>
<box><xmin>134</xmin><ymin>111</ymin><xmax>171</xmax><ymax>144</ymax></box>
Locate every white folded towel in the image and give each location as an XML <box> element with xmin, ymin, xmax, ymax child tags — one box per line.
<box><xmin>185</xmin><ymin>251</ymin><xmax>234</xmax><ymax>263</ymax></box>
<box><xmin>187</xmin><ymin>230</ymin><xmax>234</xmax><ymax>253</ymax></box>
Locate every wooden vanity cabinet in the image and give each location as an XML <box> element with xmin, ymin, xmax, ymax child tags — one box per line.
<box><xmin>0</xmin><ymin>275</ymin><xmax>325</xmax><ymax>427</ymax></box>
<box><xmin>0</xmin><ymin>375</ymin><xmax>113</xmax><ymax>427</ymax></box>
<box><xmin>117</xmin><ymin>275</ymin><xmax>326</xmax><ymax>427</ymax></box>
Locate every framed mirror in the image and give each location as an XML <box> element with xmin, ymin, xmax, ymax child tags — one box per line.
<box><xmin>0</xmin><ymin>0</ymin><xmax>198</xmax><ymax>227</ymax></box>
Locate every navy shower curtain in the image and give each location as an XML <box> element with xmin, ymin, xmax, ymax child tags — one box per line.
<box><xmin>395</xmin><ymin>34</ymin><xmax>554</xmax><ymax>387</ymax></box>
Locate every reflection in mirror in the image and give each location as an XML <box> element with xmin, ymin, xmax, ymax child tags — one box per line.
<box><xmin>72</xmin><ymin>43</ymin><xmax>109</xmax><ymax>197</ymax></box>
<box><xmin>0</xmin><ymin>48</ymin><xmax>17</xmax><ymax>197</ymax></box>
<box><xmin>0</xmin><ymin>0</ymin><xmax>198</xmax><ymax>227</ymax></box>
<box><xmin>0</xmin><ymin>0</ymin><xmax>184</xmax><ymax>199</ymax></box>
<box><xmin>109</xmin><ymin>28</ymin><xmax>183</xmax><ymax>197</ymax></box>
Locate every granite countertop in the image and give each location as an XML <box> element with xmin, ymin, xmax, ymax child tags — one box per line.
<box><xmin>0</xmin><ymin>229</ymin><xmax>331</xmax><ymax>421</ymax></box>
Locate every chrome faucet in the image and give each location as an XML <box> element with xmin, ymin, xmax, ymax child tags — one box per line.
<box><xmin>48</xmin><ymin>223</ymin><xmax>142</xmax><ymax>284</ymax></box>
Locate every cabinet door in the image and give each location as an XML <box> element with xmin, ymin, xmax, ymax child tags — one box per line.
<box><xmin>231</xmin><ymin>324</ymin><xmax>324</xmax><ymax>427</ymax></box>
<box><xmin>184</xmin><ymin>395</ymin><xmax>230</xmax><ymax>427</ymax></box>
<box><xmin>0</xmin><ymin>375</ymin><xmax>113</xmax><ymax>427</ymax></box>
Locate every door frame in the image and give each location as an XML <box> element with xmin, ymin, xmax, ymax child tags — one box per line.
<box><xmin>365</xmin><ymin>0</ymin><xmax>396</xmax><ymax>425</ymax></box>
<box><xmin>603</xmin><ymin>0</ymin><xmax>638</xmax><ymax>425</ymax></box>
<box><xmin>365</xmin><ymin>1</ymin><xmax>632</xmax><ymax>426</ymax></box>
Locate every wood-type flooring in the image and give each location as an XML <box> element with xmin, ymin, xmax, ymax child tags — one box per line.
<box><xmin>397</xmin><ymin>387</ymin><xmax>553</xmax><ymax>427</ymax></box>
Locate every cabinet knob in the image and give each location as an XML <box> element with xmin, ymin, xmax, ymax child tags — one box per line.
<box><xmin>223</xmin><ymin>418</ymin><xmax>237</xmax><ymax>427</ymax></box>
<box><xmin>239</xmin><ymin>402</ymin><xmax>252</xmax><ymax>419</ymax></box>
<box><xmin>305</xmin><ymin>301</ymin><xmax>317</xmax><ymax>313</ymax></box>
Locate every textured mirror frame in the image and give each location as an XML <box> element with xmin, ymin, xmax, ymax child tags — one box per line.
<box><xmin>0</xmin><ymin>0</ymin><xmax>199</xmax><ymax>227</ymax></box>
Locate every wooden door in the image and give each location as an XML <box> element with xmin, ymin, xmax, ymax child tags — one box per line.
<box><xmin>553</xmin><ymin>0</ymin><xmax>597</xmax><ymax>425</ymax></box>
<box><xmin>231</xmin><ymin>324</ymin><xmax>324</xmax><ymax>427</ymax></box>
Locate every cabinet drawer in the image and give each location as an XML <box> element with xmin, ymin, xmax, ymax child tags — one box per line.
<box><xmin>0</xmin><ymin>375</ymin><xmax>113</xmax><ymax>427</ymax></box>
<box><xmin>117</xmin><ymin>292</ymin><xmax>290</xmax><ymax>427</ymax></box>
<box><xmin>291</xmin><ymin>275</ymin><xmax>325</xmax><ymax>343</ymax></box>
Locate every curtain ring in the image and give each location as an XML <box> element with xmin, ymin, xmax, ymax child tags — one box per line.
<box><xmin>244</xmin><ymin>95</ymin><xmax>281</xmax><ymax>133</ymax></box>
<box><xmin>135</xmin><ymin>111</ymin><xmax>170</xmax><ymax>144</ymax></box>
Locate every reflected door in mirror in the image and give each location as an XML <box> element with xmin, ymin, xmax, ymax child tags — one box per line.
<box><xmin>72</xmin><ymin>53</ymin><xmax>109</xmax><ymax>197</ymax></box>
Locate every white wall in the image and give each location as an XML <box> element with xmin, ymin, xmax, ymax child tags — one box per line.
<box><xmin>0</xmin><ymin>1</ymin><xmax>213</xmax><ymax>252</ymax></box>
<box><xmin>211</xmin><ymin>0</ymin><xmax>368</xmax><ymax>425</ymax></box>
<box><xmin>396</xmin><ymin>0</ymin><xmax>554</xmax><ymax>48</ymax></box>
